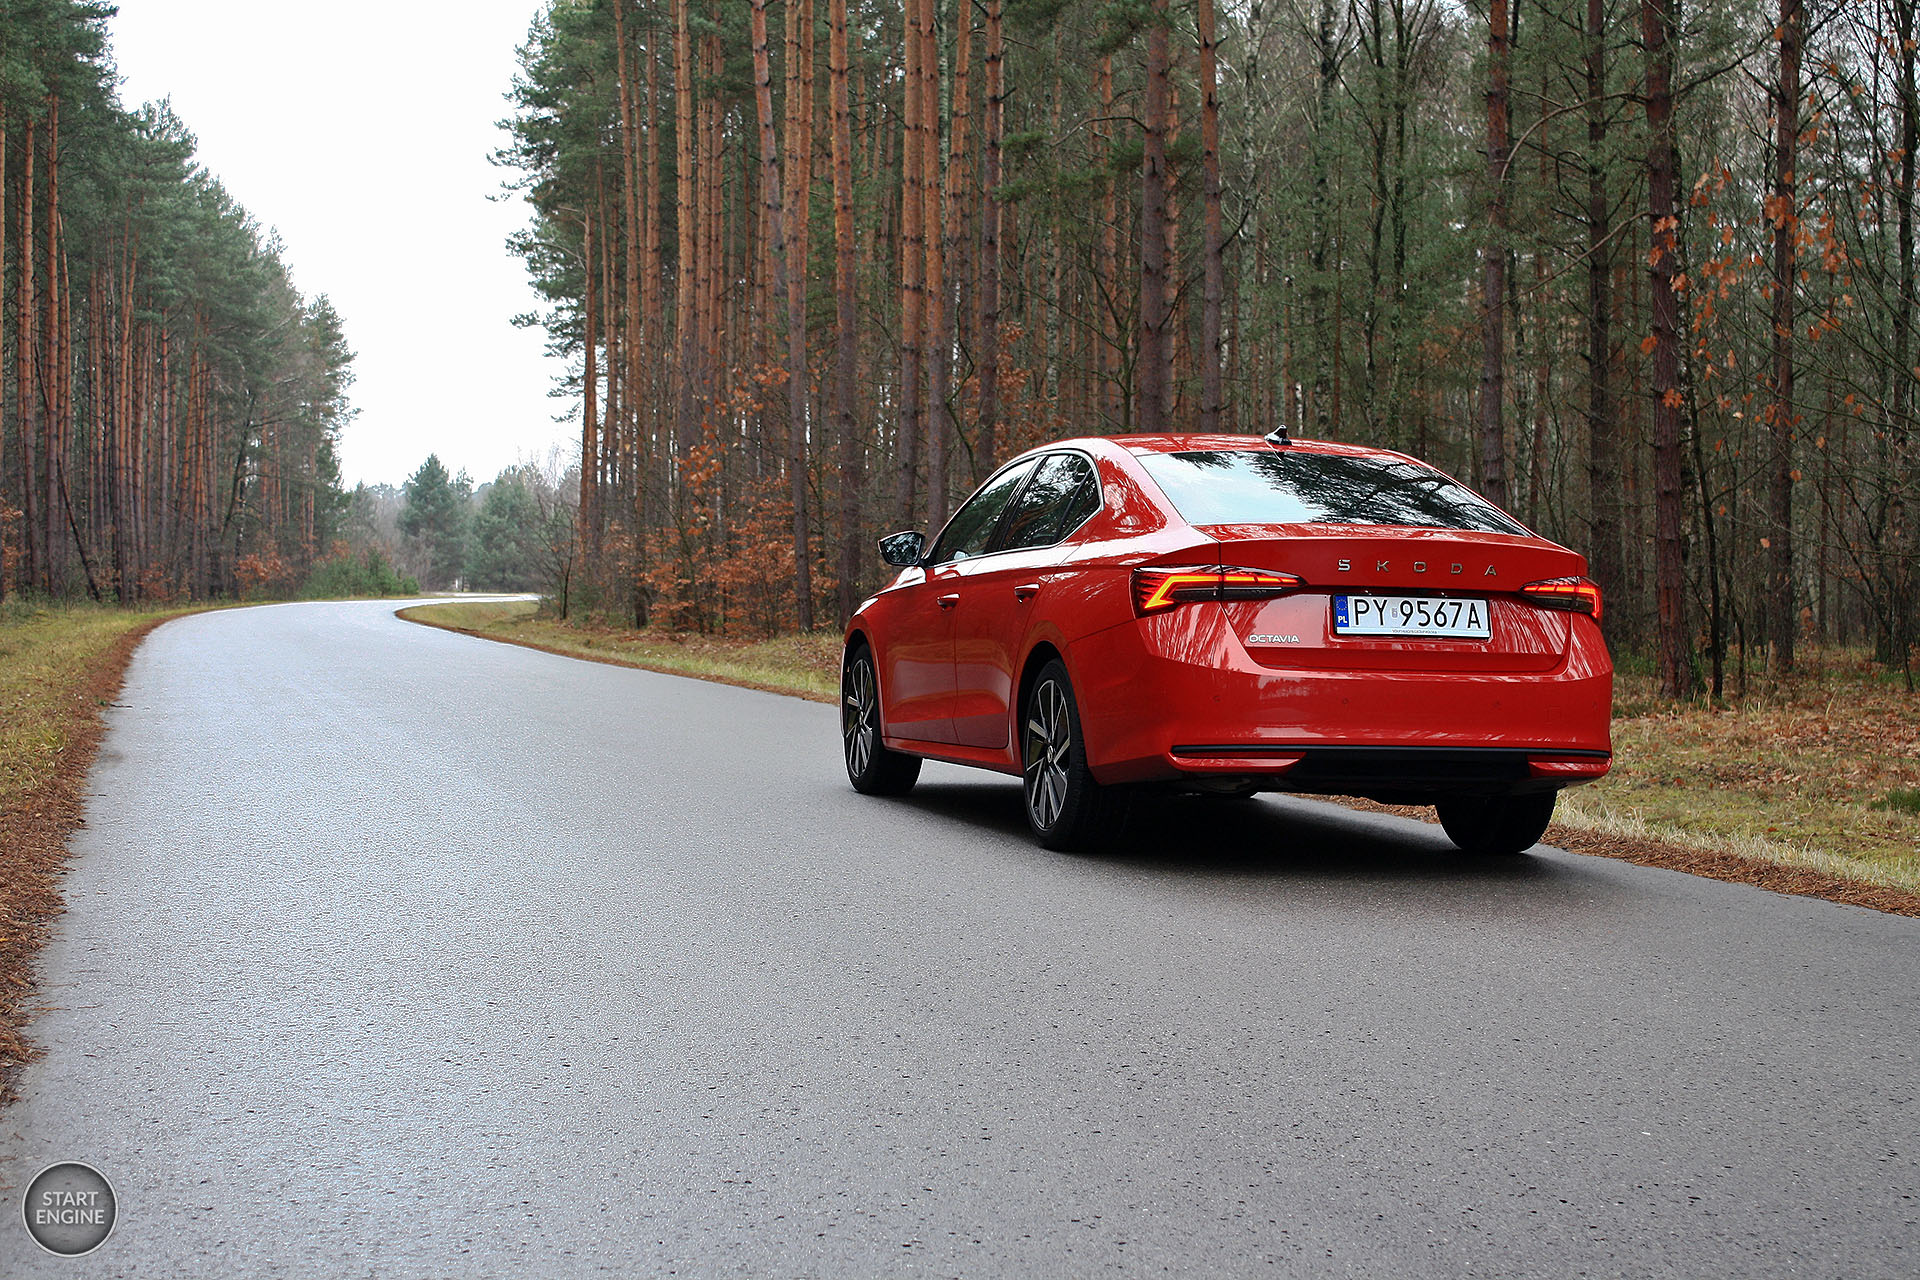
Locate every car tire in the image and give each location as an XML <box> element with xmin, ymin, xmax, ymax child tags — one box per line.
<box><xmin>843</xmin><ymin>645</ymin><xmax>921</xmax><ymax>796</ymax></box>
<box><xmin>1022</xmin><ymin>659</ymin><xmax>1131</xmax><ymax>851</ymax></box>
<box><xmin>1435</xmin><ymin>792</ymin><xmax>1557</xmax><ymax>856</ymax></box>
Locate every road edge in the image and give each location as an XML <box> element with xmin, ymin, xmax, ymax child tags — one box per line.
<box><xmin>396</xmin><ymin>605</ymin><xmax>836</xmax><ymax>705</ymax></box>
<box><xmin>0</xmin><ymin>612</ymin><xmax>184</xmax><ymax>1107</ymax></box>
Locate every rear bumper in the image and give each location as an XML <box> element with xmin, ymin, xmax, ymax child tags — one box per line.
<box><xmin>1069</xmin><ymin>606</ymin><xmax>1612</xmax><ymax>796</ymax></box>
<box><xmin>1163</xmin><ymin>744</ymin><xmax>1609</xmax><ymax>800</ymax></box>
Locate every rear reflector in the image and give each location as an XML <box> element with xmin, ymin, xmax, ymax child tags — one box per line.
<box><xmin>1520</xmin><ymin>576</ymin><xmax>1603</xmax><ymax>622</ymax></box>
<box><xmin>1133</xmin><ymin>566</ymin><xmax>1304</xmax><ymax>615</ymax></box>
<box><xmin>1527</xmin><ymin>754</ymin><xmax>1612</xmax><ymax>780</ymax></box>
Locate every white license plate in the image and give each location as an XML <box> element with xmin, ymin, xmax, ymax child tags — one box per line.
<box><xmin>1334</xmin><ymin>595</ymin><xmax>1491</xmax><ymax>639</ymax></box>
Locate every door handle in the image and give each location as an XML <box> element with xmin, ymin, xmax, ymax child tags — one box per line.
<box><xmin>937</xmin><ymin>594</ymin><xmax>960</xmax><ymax>610</ymax></box>
<box><xmin>1014</xmin><ymin>584</ymin><xmax>1041</xmax><ymax>602</ymax></box>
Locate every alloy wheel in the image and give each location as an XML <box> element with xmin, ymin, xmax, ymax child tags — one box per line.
<box><xmin>1024</xmin><ymin>677</ymin><xmax>1072</xmax><ymax>831</ymax></box>
<box><xmin>844</xmin><ymin>656</ymin><xmax>878</xmax><ymax>777</ymax></box>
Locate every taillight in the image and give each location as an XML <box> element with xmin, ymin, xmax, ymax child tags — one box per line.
<box><xmin>1528</xmin><ymin>754</ymin><xmax>1611</xmax><ymax>780</ymax></box>
<box><xmin>1132</xmin><ymin>565</ymin><xmax>1304</xmax><ymax>615</ymax></box>
<box><xmin>1520</xmin><ymin>576</ymin><xmax>1603</xmax><ymax>622</ymax></box>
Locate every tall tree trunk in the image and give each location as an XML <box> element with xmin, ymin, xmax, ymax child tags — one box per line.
<box><xmin>599</xmin><ymin>178</ymin><xmax>620</xmax><ymax>508</ymax></box>
<box><xmin>673</xmin><ymin>0</ymin><xmax>699</xmax><ymax>465</ymax></box>
<box><xmin>1887</xmin><ymin>0</ymin><xmax>1918</xmax><ymax>666</ymax></box>
<box><xmin>1767</xmin><ymin>0</ymin><xmax>1802</xmax><ymax>670</ymax></box>
<box><xmin>614</xmin><ymin>0</ymin><xmax>646</xmax><ymax>618</ymax></box>
<box><xmin>19</xmin><ymin>117</ymin><xmax>41</xmax><ymax>590</ymax></box>
<box><xmin>788</xmin><ymin>0</ymin><xmax>817</xmax><ymax>628</ymax></box>
<box><xmin>1584</xmin><ymin>0</ymin><xmax>1622</xmax><ymax>631</ymax></box>
<box><xmin>45</xmin><ymin>97</ymin><xmax>66</xmax><ymax>590</ymax></box>
<box><xmin>1242</xmin><ymin>3</ymin><xmax>1268</xmax><ymax>432</ymax></box>
<box><xmin>115</xmin><ymin>238</ymin><xmax>140</xmax><ymax>601</ymax></box>
<box><xmin>752</xmin><ymin>0</ymin><xmax>814</xmax><ymax>629</ymax></box>
<box><xmin>830</xmin><ymin>0</ymin><xmax>862</xmax><ymax>621</ymax></box>
<box><xmin>920</xmin><ymin>0</ymin><xmax>951</xmax><ymax>529</ymax></box>
<box><xmin>979</xmin><ymin>0</ymin><xmax>1005</xmax><ymax>468</ymax></box>
<box><xmin>1095</xmin><ymin>52</ymin><xmax>1119</xmax><ymax>430</ymax></box>
<box><xmin>897</xmin><ymin>0</ymin><xmax>925</xmax><ymax>524</ymax></box>
<box><xmin>1382</xmin><ymin>0</ymin><xmax>1417</xmax><ymax>449</ymax></box>
<box><xmin>1479</xmin><ymin>0</ymin><xmax>1511</xmax><ymax>508</ymax></box>
<box><xmin>645</xmin><ymin>38</ymin><xmax>664</xmax><ymax>355</ymax></box>
<box><xmin>1643</xmin><ymin>0</ymin><xmax>1693</xmax><ymax>697</ymax></box>
<box><xmin>1308</xmin><ymin>0</ymin><xmax>1340</xmax><ymax>433</ymax></box>
<box><xmin>1138</xmin><ymin>0</ymin><xmax>1172</xmax><ymax>435</ymax></box>
<box><xmin>699</xmin><ymin>26</ymin><xmax>723</xmax><ymax>457</ymax></box>
<box><xmin>1164</xmin><ymin>58</ymin><xmax>1184</xmax><ymax>423</ymax></box>
<box><xmin>1198</xmin><ymin>0</ymin><xmax>1225</xmax><ymax>433</ymax></box>
<box><xmin>582</xmin><ymin>201</ymin><xmax>600</xmax><ymax>565</ymax></box>
<box><xmin>932</xmin><ymin>0</ymin><xmax>972</xmax><ymax>527</ymax></box>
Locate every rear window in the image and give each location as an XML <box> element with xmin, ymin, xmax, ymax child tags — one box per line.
<box><xmin>1135</xmin><ymin>449</ymin><xmax>1530</xmax><ymax>535</ymax></box>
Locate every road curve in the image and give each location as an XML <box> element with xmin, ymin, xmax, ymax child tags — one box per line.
<box><xmin>2</xmin><ymin>600</ymin><xmax>1914</xmax><ymax>1277</ymax></box>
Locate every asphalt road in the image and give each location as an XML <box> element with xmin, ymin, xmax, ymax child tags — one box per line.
<box><xmin>2</xmin><ymin>600</ymin><xmax>1915</xmax><ymax>1278</ymax></box>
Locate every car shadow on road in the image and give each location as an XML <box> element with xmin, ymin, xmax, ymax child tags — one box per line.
<box><xmin>900</xmin><ymin>781</ymin><xmax>1561</xmax><ymax>887</ymax></box>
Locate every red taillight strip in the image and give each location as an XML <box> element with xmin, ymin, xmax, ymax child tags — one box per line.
<box><xmin>1520</xmin><ymin>576</ymin><xmax>1603</xmax><ymax>622</ymax></box>
<box><xmin>1527</xmin><ymin>753</ymin><xmax>1612</xmax><ymax>780</ymax></box>
<box><xmin>1133</xmin><ymin>566</ymin><xmax>1305</xmax><ymax>615</ymax></box>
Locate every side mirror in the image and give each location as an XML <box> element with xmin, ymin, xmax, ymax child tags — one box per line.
<box><xmin>878</xmin><ymin>530</ymin><xmax>927</xmax><ymax>568</ymax></box>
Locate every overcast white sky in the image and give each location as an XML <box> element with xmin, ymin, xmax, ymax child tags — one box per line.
<box><xmin>109</xmin><ymin>1</ymin><xmax>572</xmax><ymax>489</ymax></box>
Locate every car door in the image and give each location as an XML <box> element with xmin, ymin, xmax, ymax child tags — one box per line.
<box><xmin>883</xmin><ymin>458</ymin><xmax>1039</xmax><ymax>745</ymax></box>
<box><xmin>948</xmin><ymin>452</ymin><xmax>1103</xmax><ymax>749</ymax></box>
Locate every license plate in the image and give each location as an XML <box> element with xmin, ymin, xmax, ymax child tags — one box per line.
<box><xmin>1334</xmin><ymin>594</ymin><xmax>1491</xmax><ymax>639</ymax></box>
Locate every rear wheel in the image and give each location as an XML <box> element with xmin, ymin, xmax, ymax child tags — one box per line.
<box><xmin>1436</xmin><ymin>792</ymin><xmax>1556</xmax><ymax>856</ymax></box>
<box><xmin>843</xmin><ymin>645</ymin><xmax>921</xmax><ymax>796</ymax></box>
<box><xmin>1023</xmin><ymin>660</ymin><xmax>1130</xmax><ymax>851</ymax></box>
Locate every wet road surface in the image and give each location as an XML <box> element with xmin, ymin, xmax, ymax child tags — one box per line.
<box><xmin>2</xmin><ymin>600</ymin><xmax>1915</xmax><ymax>1277</ymax></box>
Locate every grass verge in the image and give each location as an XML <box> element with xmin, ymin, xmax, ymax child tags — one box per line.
<box><xmin>398</xmin><ymin>600</ymin><xmax>841</xmax><ymax>702</ymax></box>
<box><xmin>0</xmin><ymin>600</ymin><xmax>208</xmax><ymax>1095</ymax></box>
<box><xmin>402</xmin><ymin>600</ymin><xmax>1920</xmax><ymax>915</ymax></box>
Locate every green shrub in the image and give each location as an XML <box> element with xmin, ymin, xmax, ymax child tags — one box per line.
<box><xmin>1876</xmin><ymin>788</ymin><xmax>1920</xmax><ymax>816</ymax></box>
<box><xmin>300</xmin><ymin>548</ymin><xmax>419</xmax><ymax>599</ymax></box>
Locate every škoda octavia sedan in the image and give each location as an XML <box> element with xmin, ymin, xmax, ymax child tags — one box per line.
<box><xmin>841</xmin><ymin>431</ymin><xmax>1611</xmax><ymax>854</ymax></box>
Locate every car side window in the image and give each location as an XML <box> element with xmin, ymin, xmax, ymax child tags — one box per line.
<box><xmin>993</xmin><ymin>453</ymin><xmax>1101</xmax><ymax>553</ymax></box>
<box><xmin>926</xmin><ymin>459</ymin><xmax>1038</xmax><ymax>564</ymax></box>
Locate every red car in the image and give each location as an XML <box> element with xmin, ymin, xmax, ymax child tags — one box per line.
<box><xmin>841</xmin><ymin>432</ymin><xmax>1611</xmax><ymax>854</ymax></box>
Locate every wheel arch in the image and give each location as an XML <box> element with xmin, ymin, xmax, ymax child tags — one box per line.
<box><xmin>1015</xmin><ymin>641</ymin><xmax>1068</xmax><ymax>739</ymax></box>
<box><xmin>842</xmin><ymin>626</ymin><xmax>874</xmax><ymax>672</ymax></box>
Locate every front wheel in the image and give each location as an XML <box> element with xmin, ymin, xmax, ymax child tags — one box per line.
<box><xmin>843</xmin><ymin>645</ymin><xmax>921</xmax><ymax>796</ymax></box>
<box><xmin>1022</xmin><ymin>660</ymin><xmax>1130</xmax><ymax>851</ymax></box>
<box><xmin>1435</xmin><ymin>792</ymin><xmax>1557</xmax><ymax>856</ymax></box>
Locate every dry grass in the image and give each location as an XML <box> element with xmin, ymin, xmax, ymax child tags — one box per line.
<box><xmin>1576</xmin><ymin>654</ymin><xmax>1920</xmax><ymax>891</ymax></box>
<box><xmin>399</xmin><ymin>600</ymin><xmax>842</xmax><ymax>702</ymax></box>
<box><xmin>0</xmin><ymin>600</ymin><xmax>207</xmax><ymax>1096</ymax></box>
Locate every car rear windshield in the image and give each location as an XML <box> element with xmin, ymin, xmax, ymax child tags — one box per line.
<box><xmin>1136</xmin><ymin>449</ymin><xmax>1531</xmax><ymax>535</ymax></box>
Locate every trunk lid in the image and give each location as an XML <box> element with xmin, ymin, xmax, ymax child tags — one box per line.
<box><xmin>1194</xmin><ymin>524</ymin><xmax>1589</xmax><ymax>673</ymax></box>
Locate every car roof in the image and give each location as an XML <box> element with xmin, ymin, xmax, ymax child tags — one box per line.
<box><xmin>1028</xmin><ymin>433</ymin><xmax>1416</xmax><ymax>464</ymax></box>
<box><xmin>1110</xmin><ymin>433</ymin><xmax>1402</xmax><ymax>458</ymax></box>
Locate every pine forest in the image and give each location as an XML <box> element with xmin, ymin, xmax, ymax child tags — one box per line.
<box><xmin>1</xmin><ymin>0</ymin><xmax>358</xmax><ymax>604</ymax></box>
<box><xmin>5</xmin><ymin>0</ymin><xmax>1918</xmax><ymax>702</ymax></box>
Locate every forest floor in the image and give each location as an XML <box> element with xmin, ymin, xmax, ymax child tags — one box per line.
<box><xmin>0</xmin><ymin>599</ymin><xmax>212</xmax><ymax>1093</ymax></box>
<box><xmin>406</xmin><ymin>599</ymin><xmax>1920</xmax><ymax>916</ymax></box>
